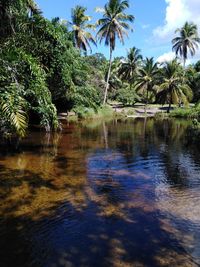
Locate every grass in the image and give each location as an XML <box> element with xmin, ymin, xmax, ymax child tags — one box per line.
<box><xmin>70</xmin><ymin>105</ymin><xmax>114</xmax><ymax>120</ymax></box>
<box><xmin>170</xmin><ymin>105</ymin><xmax>200</xmax><ymax>119</ymax></box>
<box><xmin>97</xmin><ymin>105</ymin><xmax>114</xmax><ymax>117</ymax></box>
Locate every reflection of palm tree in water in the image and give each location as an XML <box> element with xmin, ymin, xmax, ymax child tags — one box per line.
<box><xmin>43</xmin><ymin>132</ymin><xmax>61</xmax><ymax>157</ymax></box>
<box><xmin>102</xmin><ymin>121</ymin><xmax>108</xmax><ymax>149</ymax></box>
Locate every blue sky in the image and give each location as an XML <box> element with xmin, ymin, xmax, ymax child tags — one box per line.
<box><xmin>35</xmin><ymin>0</ymin><xmax>200</xmax><ymax>63</ymax></box>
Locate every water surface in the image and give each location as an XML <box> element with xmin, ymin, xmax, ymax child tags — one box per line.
<box><xmin>0</xmin><ymin>118</ymin><xmax>200</xmax><ymax>267</ymax></box>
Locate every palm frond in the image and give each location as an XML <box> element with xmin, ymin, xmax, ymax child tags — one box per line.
<box><xmin>172</xmin><ymin>22</ymin><xmax>200</xmax><ymax>65</ymax></box>
<box><xmin>70</xmin><ymin>5</ymin><xmax>96</xmax><ymax>53</ymax></box>
<box><xmin>96</xmin><ymin>0</ymin><xmax>134</xmax><ymax>51</ymax></box>
<box><xmin>0</xmin><ymin>92</ymin><xmax>28</xmax><ymax>137</ymax></box>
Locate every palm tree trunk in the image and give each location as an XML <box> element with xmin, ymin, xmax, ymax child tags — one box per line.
<box><xmin>103</xmin><ymin>46</ymin><xmax>113</xmax><ymax>105</ymax></box>
<box><xmin>144</xmin><ymin>87</ymin><xmax>148</xmax><ymax>114</ymax></box>
<box><xmin>102</xmin><ymin>121</ymin><xmax>108</xmax><ymax>149</ymax></box>
<box><xmin>167</xmin><ymin>102</ymin><xmax>171</xmax><ymax>113</ymax></box>
<box><xmin>183</xmin><ymin>58</ymin><xmax>186</xmax><ymax>69</ymax></box>
<box><xmin>167</xmin><ymin>96</ymin><xmax>172</xmax><ymax>113</ymax></box>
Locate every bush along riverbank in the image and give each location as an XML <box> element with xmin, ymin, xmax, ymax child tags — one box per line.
<box><xmin>169</xmin><ymin>104</ymin><xmax>200</xmax><ymax>119</ymax></box>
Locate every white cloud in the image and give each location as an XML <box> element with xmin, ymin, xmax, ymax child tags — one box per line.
<box><xmin>153</xmin><ymin>0</ymin><xmax>200</xmax><ymax>43</ymax></box>
<box><xmin>156</xmin><ymin>51</ymin><xmax>176</xmax><ymax>63</ymax></box>
<box><xmin>156</xmin><ymin>51</ymin><xmax>193</xmax><ymax>65</ymax></box>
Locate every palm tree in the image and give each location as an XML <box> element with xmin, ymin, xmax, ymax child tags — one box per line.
<box><xmin>69</xmin><ymin>5</ymin><xmax>96</xmax><ymax>53</ymax></box>
<box><xmin>172</xmin><ymin>22</ymin><xmax>200</xmax><ymax>68</ymax></box>
<box><xmin>136</xmin><ymin>57</ymin><xmax>159</xmax><ymax>105</ymax></box>
<box><xmin>119</xmin><ymin>47</ymin><xmax>142</xmax><ymax>87</ymax></box>
<box><xmin>156</xmin><ymin>59</ymin><xmax>193</xmax><ymax>113</ymax></box>
<box><xmin>26</xmin><ymin>0</ymin><xmax>41</xmax><ymax>15</ymax></box>
<box><xmin>96</xmin><ymin>0</ymin><xmax>134</xmax><ymax>104</ymax></box>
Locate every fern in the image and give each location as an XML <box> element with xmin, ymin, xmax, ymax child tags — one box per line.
<box><xmin>0</xmin><ymin>88</ymin><xmax>28</xmax><ymax>138</ymax></box>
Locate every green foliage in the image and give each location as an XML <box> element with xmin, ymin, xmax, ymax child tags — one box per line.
<box><xmin>85</xmin><ymin>53</ymin><xmax>107</xmax><ymax>73</ymax></box>
<box><xmin>0</xmin><ymin>84</ymin><xmax>28</xmax><ymax>137</ymax></box>
<box><xmin>72</xmin><ymin>85</ymin><xmax>101</xmax><ymax>111</ymax></box>
<box><xmin>136</xmin><ymin>57</ymin><xmax>159</xmax><ymax>104</ymax></box>
<box><xmin>170</xmin><ymin>104</ymin><xmax>200</xmax><ymax>119</ymax></box>
<box><xmin>119</xmin><ymin>47</ymin><xmax>142</xmax><ymax>82</ymax></box>
<box><xmin>96</xmin><ymin>0</ymin><xmax>134</xmax><ymax>51</ymax></box>
<box><xmin>68</xmin><ymin>5</ymin><xmax>96</xmax><ymax>53</ymax></box>
<box><xmin>97</xmin><ymin>105</ymin><xmax>114</xmax><ymax>117</ymax></box>
<box><xmin>73</xmin><ymin>105</ymin><xmax>114</xmax><ymax>119</ymax></box>
<box><xmin>186</xmin><ymin>63</ymin><xmax>200</xmax><ymax>102</ymax></box>
<box><xmin>73</xmin><ymin>106</ymin><xmax>96</xmax><ymax>119</ymax></box>
<box><xmin>156</xmin><ymin>59</ymin><xmax>193</xmax><ymax>112</ymax></box>
<box><xmin>0</xmin><ymin>46</ymin><xmax>58</xmax><ymax>133</ymax></box>
<box><xmin>117</xmin><ymin>84</ymin><xmax>140</xmax><ymax>106</ymax></box>
<box><xmin>192</xmin><ymin>119</ymin><xmax>200</xmax><ymax>128</ymax></box>
<box><xmin>0</xmin><ymin>1</ymin><xmax>103</xmax><ymax>138</ymax></box>
<box><xmin>170</xmin><ymin>108</ymin><xmax>193</xmax><ymax>118</ymax></box>
<box><xmin>172</xmin><ymin>22</ymin><xmax>200</xmax><ymax>66</ymax></box>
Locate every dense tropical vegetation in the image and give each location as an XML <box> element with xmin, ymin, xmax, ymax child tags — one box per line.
<box><xmin>0</xmin><ymin>0</ymin><xmax>200</xmax><ymax>139</ymax></box>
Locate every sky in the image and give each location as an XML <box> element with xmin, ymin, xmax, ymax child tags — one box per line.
<box><xmin>35</xmin><ymin>0</ymin><xmax>200</xmax><ymax>64</ymax></box>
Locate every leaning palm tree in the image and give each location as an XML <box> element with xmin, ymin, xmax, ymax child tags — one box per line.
<box><xmin>172</xmin><ymin>22</ymin><xmax>200</xmax><ymax>68</ymax></box>
<box><xmin>136</xmin><ymin>57</ymin><xmax>159</xmax><ymax>105</ymax></box>
<box><xmin>156</xmin><ymin>59</ymin><xmax>193</xmax><ymax>113</ymax></box>
<box><xmin>69</xmin><ymin>5</ymin><xmax>96</xmax><ymax>53</ymax></box>
<box><xmin>96</xmin><ymin>0</ymin><xmax>134</xmax><ymax>104</ymax></box>
<box><xmin>119</xmin><ymin>47</ymin><xmax>142</xmax><ymax>87</ymax></box>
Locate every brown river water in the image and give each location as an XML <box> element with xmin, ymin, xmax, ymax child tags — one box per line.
<box><xmin>0</xmin><ymin>118</ymin><xmax>200</xmax><ymax>267</ymax></box>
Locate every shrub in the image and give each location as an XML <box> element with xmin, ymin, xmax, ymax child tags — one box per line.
<box><xmin>117</xmin><ymin>85</ymin><xmax>140</xmax><ymax>106</ymax></box>
<box><xmin>170</xmin><ymin>104</ymin><xmax>200</xmax><ymax>119</ymax></box>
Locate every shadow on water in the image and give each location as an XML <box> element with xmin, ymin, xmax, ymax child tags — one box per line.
<box><xmin>0</xmin><ymin>118</ymin><xmax>200</xmax><ymax>267</ymax></box>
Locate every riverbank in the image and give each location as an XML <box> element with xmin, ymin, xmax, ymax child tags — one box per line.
<box><xmin>110</xmin><ymin>103</ymin><xmax>171</xmax><ymax>118</ymax></box>
<box><xmin>58</xmin><ymin>103</ymin><xmax>174</xmax><ymax>122</ymax></box>
<box><xmin>58</xmin><ymin>103</ymin><xmax>200</xmax><ymax>122</ymax></box>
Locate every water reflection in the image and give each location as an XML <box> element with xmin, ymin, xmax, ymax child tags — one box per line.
<box><xmin>0</xmin><ymin>118</ymin><xmax>200</xmax><ymax>267</ymax></box>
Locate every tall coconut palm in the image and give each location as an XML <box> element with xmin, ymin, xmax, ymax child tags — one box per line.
<box><xmin>119</xmin><ymin>47</ymin><xmax>142</xmax><ymax>86</ymax></box>
<box><xmin>69</xmin><ymin>5</ymin><xmax>96</xmax><ymax>53</ymax></box>
<box><xmin>172</xmin><ymin>22</ymin><xmax>200</xmax><ymax>68</ymax></box>
<box><xmin>96</xmin><ymin>0</ymin><xmax>134</xmax><ymax>104</ymax></box>
<box><xmin>136</xmin><ymin>57</ymin><xmax>159</xmax><ymax>105</ymax></box>
<box><xmin>156</xmin><ymin>59</ymin><xmax>193</xmax><ymax>113</ymax></box>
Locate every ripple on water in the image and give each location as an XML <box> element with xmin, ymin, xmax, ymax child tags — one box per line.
<box><xmin>0</xmin><ymin>118</ymin><xmax>200</xmax><ymax>267</ymax></box>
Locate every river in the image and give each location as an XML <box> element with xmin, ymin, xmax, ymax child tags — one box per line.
<box><xmin>0</xmin><ymin>118</ymin><xmax>200</xmax><ymax>267</ymax></box>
